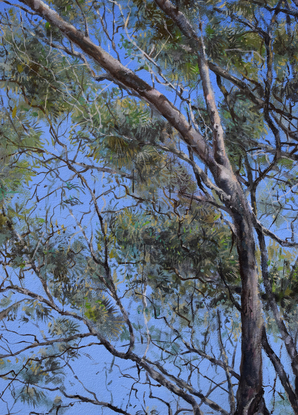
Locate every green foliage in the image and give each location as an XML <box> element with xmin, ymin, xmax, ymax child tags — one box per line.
<box><xmin>17</xmin><ymin>386</ymin><xmax>47</xmax><ymax>408</ymax></box>
<box><xmin>110</xmin><ymin>200</ymin><xmax>239</xmax><ymax>331</ymax></box>
<box><xmin>0</xmin><ymin>0</ymin><xmax>298</xmax><ymax>414</ymax></box>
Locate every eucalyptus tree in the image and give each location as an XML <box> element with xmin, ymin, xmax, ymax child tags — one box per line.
<box><xmin>0</xmin><ymin>0</ymin><xmax>298</xmax><ymax>414</ymax></box>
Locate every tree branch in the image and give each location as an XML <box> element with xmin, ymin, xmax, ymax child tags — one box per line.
<box><xmin>20</xmin><ymin>0</ymin><xmax>213</xmax><ymax>169</ymax></box>
<box><xmin>262</xmin><ymin>326</ymin><xmax>298</xmax><ymax>413</ymax></box>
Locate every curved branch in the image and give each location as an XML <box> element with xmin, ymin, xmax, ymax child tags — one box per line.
<box><xmin>20</xmin><ymin>0</ymin><xmax>213</xmax><ymax>169</ymax></box>
<box><xmin>262</xmin><ymin>326</ymin><xmax>298</xmax><ymax>413</ymax></box>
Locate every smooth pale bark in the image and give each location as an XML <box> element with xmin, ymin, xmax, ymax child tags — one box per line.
<box><xmin>148</xmin><ymin>9</ymin><xmax>265</xmax><ymax>412</ymax></box>
<box><xmin>20</xmin><ymin>0</ymin><xmax>267</xmax><ymax>413</ymax></box>
<box><xmin>21</xmin><ymin>0</ymin><xmax>212</xmax><ymax>165</ymax></box>
<box><xmin>232</xmin><ymin>209</ymin><xmax>266</xmax><ymax>415</ymax></box>
<box><xmin>213</xmin><ymin>164</ymin><xmax>266</xmax><ymax>414</ymax></box>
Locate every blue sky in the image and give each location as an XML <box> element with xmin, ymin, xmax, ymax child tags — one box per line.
<box><xmin>0</xmin><ymin>1</ymin><xmax>296</xmax><ymax>414</ymax></box>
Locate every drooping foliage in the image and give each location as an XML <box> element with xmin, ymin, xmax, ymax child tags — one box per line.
<box><xmin>0</xmin><ymin>1</ymin><xmax>298</xmax><ymax>414</ymax></box>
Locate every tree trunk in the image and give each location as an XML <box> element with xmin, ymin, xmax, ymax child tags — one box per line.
<box><xmin>212</xmin><ymin>167</ymin><xmax>267</xmax><ymax>415</ymax></box>
<box><xmin>233</xmin><ymin>213</ymin><xmax>267</xmax><ymax>415</ymax></box>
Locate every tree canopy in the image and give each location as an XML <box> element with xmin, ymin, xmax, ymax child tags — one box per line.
<box><xmin>1</xmin><ymin>0</ymin><xmax>298</xmax><ymax>414</ymax></box>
